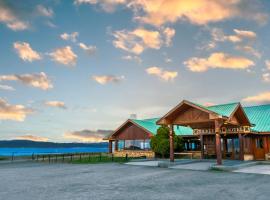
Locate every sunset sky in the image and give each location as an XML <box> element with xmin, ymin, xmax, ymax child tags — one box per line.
<box><xmin>1</xmin><ymin>0</ymin><xmax>270</xmax><ymax>142</ymax></box>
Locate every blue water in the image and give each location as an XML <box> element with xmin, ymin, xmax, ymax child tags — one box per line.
<box><xmin>0</xmin><ymin>147</ymin><xmax>108</xmax><ymax>156</ymax></box>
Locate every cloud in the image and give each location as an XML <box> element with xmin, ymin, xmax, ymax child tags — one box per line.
<box><xmin>49</xmin><ymin>46</ymin><xmax>77</xmax><ymax>66</ymax></box>
<box><xmin>203</xmin><ymin>102</ymin><xmax>216</xmax><ymax>107</ymax></box>
<box><xmin>0</xmin><ymin>1</ymin><xmax>29</xmax><ymax>31</ymax></box>
<box><xmin>45</xmin><ymin>21</ymin><xmax>57</xmax><ymax>28</ymax></box>
<box><xmin>184</xmin><ymin>52</ymin><xmax>255</xmax><ymax>72</ymax></box>
<box><xmin>78</xmin><ymin>43</ymin><xmax>97</xmax><ymax>55</ymax></box>
<box><xmin>0</xmin><ymin>98</ymin><xmax>32</xmax><ymax>121</ymax></box>
<box><xmin>36</xmin><ymin>5</ymin><xmax>54</xmax><ymax>17</ymax></box>
<box><xmin>74</xmin><ymin>0</ymin><xmax>126</xmax><ymax>12</ymax></box>
<box><xmin>64</xmin><ymin>129</ymin><xmax>112</xmax><ymax>142</ymax></box>
<box><xmin>74</xmin><ymin>0</ymin><xmax>268</xmax><ymax>26</ymax></box>
<box><xmin>92</xmin><ymin>75</ymin><xmax>125</xmax><ymax>85</ymax></box>
<box><xmin>112</xmin><ymin>27</ymin><xmax>175</xmax><ymax>54</ymax></box>
<box><xmin>242</xmin><ymin>92</ymin><xmax>270</xmax><ymax>103</ymax></box>
<box><xmin>60</xmin><ymin>32</ymin><xmax>79</xmax><ymax>42</ymax></box>
<box><xmin>128</xmin><ymin>0</ymin><xmax>266</xmax><ymax>27</ymax></box>
<box><xmin>0</xmin><ymin>84</ymin><xmax>15</xmax><ymax>91</ymax></box>
<box><xmin>121</xmin><ymin>55</ymin><xmax>142</xmax><ymax>63</ymax></box>
<box><xmin>262</xmin><ymin>73</ymin><xmax>270</xmax><ymax>83</ymax></box>
<box><xmin>146</xmin><ymin>66</ymin><xmax>178</xmax><ymax>81</ymax></box>
<box><xmin>265</xmin><ymin>60</ymin><xmax>270</xmax><ymax>70</ymax></box>
<box><xmin>235</xmin><ymin>45</ymin><xmax>261</xmax><ymax>58</ymax></box>
<box><xmin>13</xmin><ymin>42</ymin><xmax>42</xmax><ymax>62</ymax></box>
<box><xmin>0</xmin><ymin>72</ymin><xmax>53</xmax><ymax>90</ymax></box>
<box><xmin>210</xmin><ymin>28</ymin><xmax>256</xmax><ymax>44</ymax></box>
<box><xmin>162</xmin><ymin>27</ymin><xmax>176</xmax><ymax>46</ymax></box>
<box><xmin>15</xmin><ymin>135</ymin><xmax>48</xmax><ymax>142</ymax></box>
<box><xmin>165</xmin><ymin>58</ymin><xmax>173</xmax><ymax>63</ymax></box>
<box><xmin>45</xmin><ymin>101</ymin><xmax>67</xmax><ymax>109</ymax></box>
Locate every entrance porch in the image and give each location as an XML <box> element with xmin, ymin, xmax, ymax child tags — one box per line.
<box><xmin>157</xmin><ymin>100</ymin><xmax>252</xmax><ymax>165</ymax></box>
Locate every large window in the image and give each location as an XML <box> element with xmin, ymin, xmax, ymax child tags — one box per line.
<box><xmin>117</xmin><ymin>139</ymin><xmax>150</xmax><ymax>150</ymax></box>
<box><xmin>256</xmin><ymin>138</ymin><xmax>264</xmax><ymax>149</ymax></box>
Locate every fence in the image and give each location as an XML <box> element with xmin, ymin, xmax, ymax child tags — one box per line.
<box><xmin>3</xmin><ymin>152</ymin><xmax>143</xmax><ymax>163</ymax></box>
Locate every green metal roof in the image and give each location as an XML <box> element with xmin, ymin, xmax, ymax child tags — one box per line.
<box><xmin>244</xmin><ymin>104</ymin><xmax>270</xmax><ymax>132</ymax></box>
<box><xmin>130</xmin><ymin>103</ymin><xmax>270</xmax><ymax>135</ymax></box>
<box><xmin>206</xmin><ymin>102</ymin><xmax>239</xmax><ymax>117</ymax></box>
<box><xmin>186</xmin><ymin>101</ymin><xmax>239</xmax><ymax>117</ymax></box>
<box><xmin>131</xmin><ymin>118</ymin><xmax>193</xmax><ymax>136</ymax></box>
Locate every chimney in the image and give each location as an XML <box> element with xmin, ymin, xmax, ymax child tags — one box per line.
<box><xmin>130</xmin><ymin>114</ymin><xmax>137</xmax><ymax>119</ymax></box>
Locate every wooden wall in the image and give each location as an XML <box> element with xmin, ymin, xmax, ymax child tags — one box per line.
<box><xmin>114</xmin><ymin>123</ymin><xmax>150</xmax><ymax>140</ymax></box>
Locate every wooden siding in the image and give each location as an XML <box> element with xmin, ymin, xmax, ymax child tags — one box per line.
<box><xmin>113</xmin><ymin>122</ymin><xmax>151</xmax><ymax>140</ymax></box>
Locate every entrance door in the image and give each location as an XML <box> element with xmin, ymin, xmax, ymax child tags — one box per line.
<box><xmin>254</xmin><ymin>138</ymin><xmax>265</xmax><ymax>160</ymax></box>
<box><xmin>224</xmin><ymin>138</ymin><xmax>239</xmax><ymax>160</ymax></box>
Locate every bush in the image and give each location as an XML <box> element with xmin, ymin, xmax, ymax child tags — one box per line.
<box><xmin>150</xmin><ymin>125</ymin><xmax>184</xmax><ymax>158</ymax></box>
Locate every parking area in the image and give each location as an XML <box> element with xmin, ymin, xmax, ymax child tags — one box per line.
<box><xmin>1</xmin><ymin>162</ymin><xmax>270</xmax><ymax>200</ymax></box>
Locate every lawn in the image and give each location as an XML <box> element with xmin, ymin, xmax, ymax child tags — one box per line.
<box><xmin>0</xmin><ymin>156</ymin><xmax>7</xmax><ymax>161</ymax></box>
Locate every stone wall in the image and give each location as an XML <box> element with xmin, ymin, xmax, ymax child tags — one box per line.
<box><xmin>113</xmin><ymin>150</ymin><xmax>155</xmax><ymax>158</ymax></box>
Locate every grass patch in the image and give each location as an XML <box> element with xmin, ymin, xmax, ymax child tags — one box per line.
<box><xmin>0</xmin><ymin>156</ymin><xmax>7</xmax><ymax>161</ymax></box>
<box><xmin>72</xmin><ymin>155</ymin><xmax>137</xmax><ymax>164</ymax></box>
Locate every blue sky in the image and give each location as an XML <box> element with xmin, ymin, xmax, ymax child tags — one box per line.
<box><xmin>1</xmin><ymin>0</ymin><xmax>270</xmax><ymax>142</ymax></box>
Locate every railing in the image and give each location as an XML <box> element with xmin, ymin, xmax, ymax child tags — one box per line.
<box><xmin>34</xmin><ymin>152</ymin><xmax>102</xmax><ymax>163</ymax></box>
<box><xmin>1</xmin><ymin>152</ymin><xmax>145</xmax><ymax>163</ymax></box>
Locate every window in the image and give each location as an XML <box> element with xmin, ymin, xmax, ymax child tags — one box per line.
<box><xmin>118</xmin><ymin>140</ymin><xmax>150</xmax><ymax>150</ymax></box>
<box><xmin>256</xmin><ymin>138</ymin><xmax>264</xmax><ymax>149</ymax></box>
<box><xmin>118</xmin><ymin>140</ymin><xmax>125</xmax><ymax>150</ymax></box>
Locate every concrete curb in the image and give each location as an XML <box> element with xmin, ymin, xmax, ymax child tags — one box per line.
<box><xmin>211</xmin><ymin>161</ymin><xmax>259</xmax><ymax>172</ymax></box>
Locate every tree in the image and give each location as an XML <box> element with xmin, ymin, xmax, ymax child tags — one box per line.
<box><xmin>150</xmin><ymin>125</ymin><xmax>184</xmax><ymax>158</ymax></box>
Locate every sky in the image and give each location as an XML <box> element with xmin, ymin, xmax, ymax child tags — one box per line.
<box><xmin>1</xmin><ymin>0</ymin><xmax>270</xmax><ymax>143</ymax></box>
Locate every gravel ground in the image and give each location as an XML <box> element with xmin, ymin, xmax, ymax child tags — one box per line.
<box><xmin>0</xmin><ymin>162</ymin><xmax>270</xmax><ymax>200</ymax></box>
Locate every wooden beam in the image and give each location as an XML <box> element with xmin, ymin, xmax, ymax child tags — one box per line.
<box><xmin>109</xmin><ymin>140</ymin><xmax>113</xmax><ymax>153</ymax></box>
<box><xmin>223</xmin><ymin>136</ymin><xmax>227</xmax><ymax>158</ymax></box>
<box><xmin>115</xmin><ymin>140</ymin><xmax>118</xmax><ymax>151</ymax></box>
<box><xmin>238</xmin><ymin>133</ymin><xmax>244</xmax><ymax>160</ymax></box>
<box><xmin>200</xmin><ymin>134</ymin><xmax>204</xmax><ymax>159</ymax></box>
<box><xmin>169</xmin><ymin>124</ymin><xmax>174</xmax><ymax>162</ymax></box>
<box><xmin>215</xmin><ymin>120</ymin><xmax>223</xmax><ymax>165</ymax></box>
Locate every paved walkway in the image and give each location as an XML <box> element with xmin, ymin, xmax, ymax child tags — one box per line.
<box><xmin>125</xmin><ymin>160</ymin><xmax>159</xmax><ymax>166</ymax></box>
<box><xmin>234</xmin><ymin>164</ymin><xmax>270</xmax><ymax>175</ymax></box>
<box><xmin>170</xmin><ymin>161</ymin><xmax>214</xmax><ymax>171</ymax></box>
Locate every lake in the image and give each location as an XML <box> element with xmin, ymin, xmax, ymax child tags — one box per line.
<box><xmin>0</xmin><ymin>147</ymin><xmax>108</xmax><ymax>156</ymax></box>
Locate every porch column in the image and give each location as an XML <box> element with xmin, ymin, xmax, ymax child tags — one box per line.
<box><xmin>223</xmin><ymin>137</ymin><xmax>227</xmax><ymax>158</ymax></box>
<box><xmin>200</xmin><ymin>134</ymin><xmax>204</xmax><ymax>159</ymax></box>
<box><xmin>215</xmin><ymin>120</ymin><xmax>222</xmax><ymax>165</ymax></box>
<box><xmin>108</xmin><ymin>140</ymin><xmax>113</xmax><ymax>153</ymax></box>
<box><xmin>169</xmin><ymin>124</ymin><xmax>174</xmax><ymax>162</ymax></box>
<box><xmin>115</xmin><ymin>140</ymin><xmax>118</xmax><ymax>151</ymax></box>
<box><xmin>238</xmin><ymin>133</ymin><xmax>244</xmax><ymax>161</ymax></box>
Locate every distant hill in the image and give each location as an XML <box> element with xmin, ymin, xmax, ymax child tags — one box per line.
<box><xmin>0</xmin><ymin>140</ymin><xmax>108</xmax><ymax>148</ymax></box>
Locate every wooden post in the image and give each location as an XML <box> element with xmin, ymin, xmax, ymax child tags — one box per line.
<box><xmin>238</xmin><ymin>133</ymin><xmax>244</xmax><ymax>161</ymax></box>
<box><xmin>109</xmin><ymin>140</ymin><xmax>113</xmax><ymax>153</ymax></box>
<box><xmin>115</xmin><ymin>140</ymin><xmax>118</xmax><ymax>151</ymax></box>
<box><xmin>232</xmin><ymin>139</ymin><xmax>235</xmax><ymax>160</ymax></box>
<box><xmin>223</xmin><ymin>138</ymin><xmax>227</xmax><ymax>158</ymax></box>
<box><xmin>263</xmin><ymin>136</ymin><xmax>268</xmax><ymax>156</ymax></box>
<box><xmin>215</xmin><ymin>120</ymin><xmax>222</xmax><ymax>165</ymax></box>
<box><xmin>200</xmin><ymin>134</ymin><xmax>204</xmax><ymax>159</ymax></box>
<box><xmin>169</xmin><ymin>124</ymin><xmax>174</xmax><ymax>162</ymax></box>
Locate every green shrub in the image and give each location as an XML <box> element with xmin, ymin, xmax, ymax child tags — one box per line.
<box><xmin>150</xmin><ymin>125</ymin><xmax>184</xmax><ymax>158</ymax></box>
